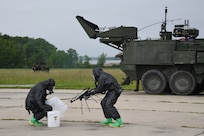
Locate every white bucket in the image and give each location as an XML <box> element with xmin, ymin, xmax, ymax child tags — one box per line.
<box><xmin>47</xmin><ymin>111</ymin><xmax>61</xmax><ymax>127</ymax></box>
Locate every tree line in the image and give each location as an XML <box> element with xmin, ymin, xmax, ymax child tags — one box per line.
<box><xmin>0</xmin><ymin>34</ymin><xmax>118</xmax><ymax>68</ymax></box>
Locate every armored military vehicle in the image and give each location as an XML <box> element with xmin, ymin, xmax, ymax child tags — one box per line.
<box><xmin>76</xmin><ymin>7</ymin><xmax>204</xmax><ymax>95</ymax></box>
<box><xmin>32</xmin><ymin>59</ymin><xmax>49</xmax><ymax>72</ymax></box>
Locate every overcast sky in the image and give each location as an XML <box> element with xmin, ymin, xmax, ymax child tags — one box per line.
<box><xmin>0</xmin><ymin>0</ymin><xmax>204</xmax><ymax>57</ymax></box>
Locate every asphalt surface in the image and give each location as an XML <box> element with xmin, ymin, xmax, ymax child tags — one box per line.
<box><xmin>0</xmin><ymin>89</ymin><xmax>204</xmax><ymax>136</ymax></box>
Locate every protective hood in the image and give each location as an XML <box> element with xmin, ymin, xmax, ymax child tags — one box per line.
<box><xmin>43</xmin><ymin>79</ymin><xmax>55</xmax><ymax>94</ymax></box>
<box><xmin>92</xmin><ymin>68</ymin><xmax>103</xmax><ymax>81</ymax></box>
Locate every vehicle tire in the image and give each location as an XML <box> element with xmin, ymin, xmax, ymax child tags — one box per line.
<box><xmin>141</xmin><ymin>69</ymin><xmax>167</xmax><ymax>94</ymax></box>
<box><xmin>169</xmin><ymin>70</ymin><xmax>196</xmax><ymax>95</ymax></box>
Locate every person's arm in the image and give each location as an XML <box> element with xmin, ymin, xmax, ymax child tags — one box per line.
<box><xmin>35</xmin><ymin>88</ymin><xmax>46</xmax><ymax>110</ymax></box>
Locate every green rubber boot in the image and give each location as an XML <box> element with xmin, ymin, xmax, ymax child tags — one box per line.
<box><xmin>36</xmin><ymin>120</ymin><xmax>43</xmax><ymax>126</ymax></box>
<box><xmin>100</xmin><ymin>118</ymin><xmax>113</xmax><ymax>125</ymax></box>
<box><xmin>29</xmin><ymin>116</ymin><xmax>43</xmax><ymax>127</ymax></box>
<box><xmin>109</xmin><ymin>118</ymin><xmax>123</xmax><ymax>128</ymax></box>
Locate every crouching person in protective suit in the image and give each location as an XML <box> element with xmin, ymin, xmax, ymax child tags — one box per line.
<box><xmin>87</xmin><ymin>68</ymin><xmax>123</xmax><ymax>128</ymax></box>
<box><xmin>25</xmin><ymin>79</ymin><xmax>55</xmax><ymax>126</ymax></box>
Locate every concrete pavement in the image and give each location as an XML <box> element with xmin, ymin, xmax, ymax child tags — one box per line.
<box><xmin>0</xmin><ymin>89</ymin><xmax>204</xmax><ymax>136</ymax></box>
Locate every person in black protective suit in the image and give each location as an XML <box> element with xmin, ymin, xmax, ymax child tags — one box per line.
<box><xmin>87</xmin><ymin>68</ymin><xmax>123</xmax><ymax>128</ymax></box>
<box><xmin>25</xmin><ymin>79</ymin><xmax>55</xmax><ymax>126</ymax></box>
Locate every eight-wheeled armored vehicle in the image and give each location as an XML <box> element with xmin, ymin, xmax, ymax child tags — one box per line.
<box><xmin>76</xmin><ymin>7</ymin><xmax>204</xmax><ymax>95</ymax></box>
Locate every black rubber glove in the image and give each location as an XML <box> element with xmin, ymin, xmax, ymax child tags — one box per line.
<box><xmin>86</xmin><ymin>90</ymin><xmax>94</xmax><ymax>96</ymax></box>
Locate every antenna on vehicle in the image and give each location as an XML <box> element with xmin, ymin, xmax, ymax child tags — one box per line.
<box><xmin>139</xmin><ymin>6</ymin><xmax>180</xmax><ymax>32</ymax></box>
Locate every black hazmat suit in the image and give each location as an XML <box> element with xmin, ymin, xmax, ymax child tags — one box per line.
<box><xmin>91</xmin><ymin>68</ymin><xmax>122</xmax><ymax>120</ymax></box>
<box><xmin>25</xmin><ymin>79</ymin><xmax>55</xmax><ymax>120</ymax></box>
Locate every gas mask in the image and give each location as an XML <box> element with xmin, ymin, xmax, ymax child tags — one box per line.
<box><xmin>47</xmin><ymin>86</ymin><xmax>55</xmax><ymax>95</ymax></box>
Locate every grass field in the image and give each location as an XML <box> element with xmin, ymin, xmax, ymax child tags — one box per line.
<box><xmin>0</xmin><ymin>68</ymin><xmax>140</xmax><ymax>90</ymax></box>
